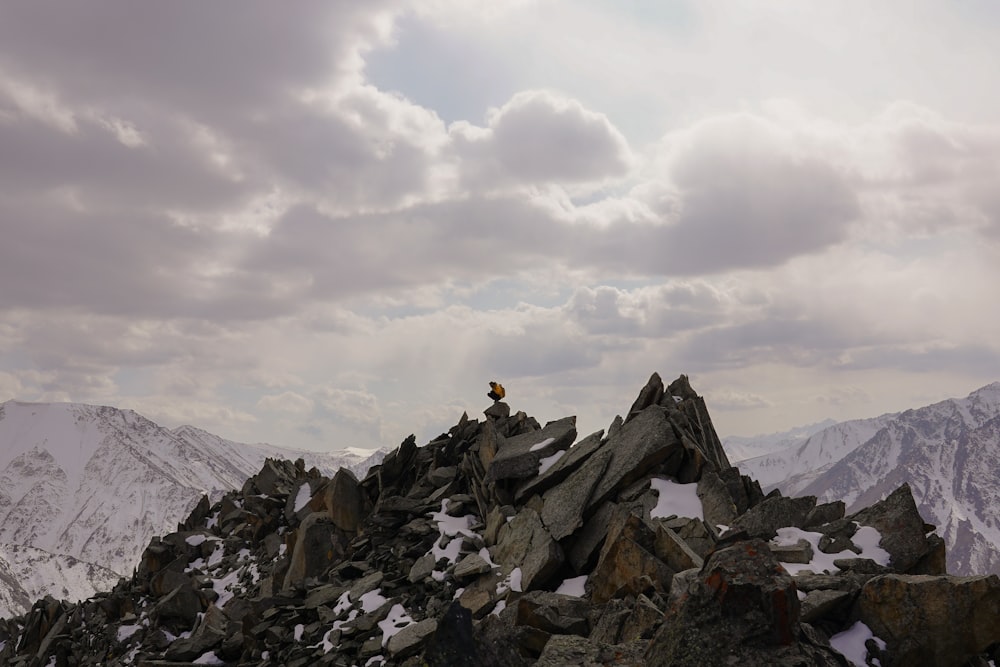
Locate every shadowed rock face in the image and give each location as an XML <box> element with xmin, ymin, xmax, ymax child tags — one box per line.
<box><xmin>857</xmin><ymin>573</ymin><xmax>1000</xmax><ymax>667</ymax></box>
<box><xmin>1</xmin><ymin>372</ymin><xmax>998</xmax><ymax>667</ymax></box>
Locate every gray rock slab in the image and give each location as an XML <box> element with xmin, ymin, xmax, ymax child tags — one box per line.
<box><xmin>696</xmin><ymin>470</ymin><xmax>738</xmax><ymax>528</ymax></box>
<box><xmin>804</xmin><ymin>501</ymin><xmax>845</xmax><ymax>528</ymax></box>
<box><xmin>541</xmin><ymin>447</ymin><xmax>613</xmax><ymax>541</ymax></box>
<box><xmin>387</xmin><ymin>618</ymin><xmax>438</xmax><ymax>657</ymax></box>
<box><xmin>163</xmin><ymin>604</ymin><xmax>228</xmax><ymax>661</ymax></box>
<box><xmin>408</xmin><ymin>553</ymin><xmax>437</xmax><ymax>583</ymax></box>
<box><xmin>619</xmin><ymin>594</ymin><xmax>664</xmax><ymax>642</ymax></box>
<box><xmin>568</xmin><ymin>501</ymin><xmax>616</xmax><ymax>573</ymax></box>
<box><xmin>654</xmin><ymin>524</ymin><xmax>703</xmax><ymax>572</ymax></box>
<box><xmin>487</xmin><ymin>416</ymin><xmax>577</xmax><ymax>483</ymax></box>
<box><xmin>494</xmin><ymin>508</ymin><xmax>564</xmax><ymax>591</ymax></box>
<box><xmin>305</xmin><ymin>583</ymin><xmax>347</xmax><ymax>609</ymax></box>
<box><xmin>283</xmin><ymin>512</ymin><xmax>350</xmax><ymax>590</ymax></box>
<box><xmin>348</xmin><ymin>571</ymin><xmax>384</xmax><ymax>601</ymax></box>
<box><xmin>849</xmin><ymin>483</ymin><xmax>932</xmax><ymax>573</ymax></box>
<box><xmin>772</xmin><ymin>539</ymin><xmax>814</xmax><ymax>565</ymax></box>
<box><xmin>515</xmin><ymin>429</ymin><xmax>605</xmax><ymax>504</ymax></box>
<box><xmin>587</xmin><ymin>406</ymin><xmax>684</xmax><ymax>514</ymax></box>
<box><xmin>729</xmin><ymin>495</ymin><xmax>817</xmax><ymax>540</ymax></box>
<box><xmin>515</xmin><ymin>590</ymin><xmax>590</xmax><ymax>636</ymax></box>
<box><xmin>454</xmin><ymin>553</ymin><xmax>492</xmax><ymax>580</ymax></box>
<box><xmin>799</xmin><ymin>589</ymin><xmax>851</xmax><ymax>623</ymax></box>
<box><xmin>484</xmin><ymin>402</ymin><xmax>510</xmax><ymax>419</ymax></box>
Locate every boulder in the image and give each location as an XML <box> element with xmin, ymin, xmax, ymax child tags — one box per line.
<box><xmin>544</xmin><ymin>406</ymin><xmax>686</xmax><ymax>545</ymax></box>
<box><xmin>387</xmin><ymin>618</ymin><xmax>438</xmax><ymax>658</ymax></box>
<box><xmin>856</xmin><ymin>573</ymin><xmax>1000</xmax><ymax>667</ymax></box>
<box><xmin>470</xmin><ymin>613</ymin><xmax>535</xmax><ymax>667</ymax></box>
<box><xmin>662</xmin><ymin>516</ymin><xmax>716</xmax><ymax>558</ymax></box>
<box><xmin>457</xmin><ymin>571</ymin><xmax>504</xmax><ymax>617</ymax></box>
<box><xmin>283</xmin><ymin>512</ymin><xmax>350</xmax><ymax>589</ymax></box>
<box><xmin>800</xmin><ymin>589</ymin><xmax>852</xmax><ymax>624</ymax></box>
<box><xmin>849</xmin><ymin>484</ymin><xmax>933</xmax><ymax>573</ymax></box>
<box><xmin>408</xmin><ymin>553</ymin><xmax>438</xmax><ymax>583</ymax></box>
<box><xmin>250</xmin><ymin>458</ymin><xmax>301</xmax><ymax>496</ymax></box>
<box><xmin>717</xmin><ymin>465</ymin><xmax>766</xmax><ymax>515</ymax></box>
<box><xmin>377</xmin><ymin>434</ymin><xmax>420</xmax><ymax>500</ymax></box>
<box><xmin>771</xmin><ymin>539</ymin><xmax>814</xmax><ymax>565</ymax></box>
<box><xmin>484</xmin><ymin>401</ymin><xmax>511</xmax><ymax>420</ymax></box>
<box><xmin>804</xmin><ymin>501</ymin><xmax>845</xmax><ymax>528</ymax></box>
<box><xmin>422</xmin><ymin>602</ymin><xmax>479</xmax><ymax>666</ymax></box>
<box><xmin>515</xmin><ymin>591</ymin><xmax>590</xmax><ymax>636</ymax></box>
<box><xmin>454</xmin><ymin>553</ymin><xmax>492</xmax><ymax>580</ymax></box>
<box><xmin>588</xmin><ymin>598</ymin><xmax>630</xmax><ymax>644</ymax></box>
<box><xmin>493</xmin><ymin>508</ymin><xmax>564</xmax><ymax>591</ymax></box>
<box><xmin>478</xmin><ymin>419</ymin><xmax>503</xmax><ymax>471</ymax></box>
<box><xmin>654</xmin><ymin>524</ymin><xmax>703</xmax><ymax>572</ymax></box>
<box><xmin>515</xmin><ymin>429</ymin><xmax>605</xmax><ymax>504</ymax></box>
<box><xmin>152</xmin><ymin>584</ymin><xmax>205</xmax><ymax>627</ymax></box>
<box><xmin>486</xmin><ymin>416</ymin><xmax>577</xmax><ymax>483</ymax></box>
<box><xmin>541</xmin><ymin>447</ymin><xmax>612</xmax><ymax>541</ymax></box>
<box><xmin>912</xmin><ymin>533</ymin><xmax>947</xmax><ymax>575</ymax></box>
<box><xmin>590</xmin><ymin>507</ymin><xmax>674</xmax><ymax>604</ymax></box>
<box><xmin>163</xmin><ymin>604</ymin><xmax>228</xmax><ymax>660</ymax></box>
<box><xmin>587</xmin><ymin>406</ymin><xmax>685</xmax><ymax>513</ymax></box>
<box><xmin>646</xmin><ymin>540</ymin><xmax>805</xmax><ymax>666</ymax></box>
<box><xmin>323</xmin><ymin>468</ymin><xmax>366</xmax><ymax>533</ymax></box>
<box><xmin>696</xmin><ymin>469</ymin><xmax>738</xmax><ymax>528</ymax></box>
<box><xmin>619</xmin><ymin>594</ymin><xmax>664</xmax><ymax>642</ymax></box>
<box><xmin>729</xmin><ymin>494</ymin><xmax>817</xmax><ymax>540</ymax></box>
<box><xmin>567</xmin><ymin>501</ymin><xmax>616</xmax><ymax>572</ymax></box>
<box><xmin>15</xmin><ymin>597</ymin><xmax>65</xmax><ymax>662</ymax></box>
<box><xmin>348</xmin><ymin>571</ymin><xmax>384</xmax><ymax>601</ymax></box>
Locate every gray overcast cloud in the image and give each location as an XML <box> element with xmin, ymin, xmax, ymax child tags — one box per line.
<box><xmin>2</xmin><ymin>1</ymin><xmax>1000</xmax><ymax>450</ymax></box>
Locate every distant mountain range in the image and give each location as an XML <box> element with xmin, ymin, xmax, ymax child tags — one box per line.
<box><xmin>729</xmin><ymin>382</ymin><xmax>1000</xmax><ymax>576</ymax></box>
<box><xmin>0</xmin><ymin>400</ymin><xmax>386</xmax><ymax>617</ymax></box>
<box><xmin>720</xmin><ymin>418</ymin><xmax>837</xmax><ymax>463</ymax></box>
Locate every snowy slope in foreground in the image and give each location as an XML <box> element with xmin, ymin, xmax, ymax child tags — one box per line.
<box><xmin>0</xmin><ymin>400</ymin><xmax>386</xmax><ymax>617</ymax></box>
<box><xmin>0</xmin><ymin>543</ymin><xmax>121</xmax><ymax>619</ymax></box>
<box><xmin>734</xmin><ymin>383</ymin><xmax>1000</xmax><ymax>576</ymax></box>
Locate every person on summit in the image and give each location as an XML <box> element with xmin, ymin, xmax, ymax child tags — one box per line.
<box><xmin>487</xmin><ymin>381</ymin><xmax>506</xmax><ymax>402</ymax></box>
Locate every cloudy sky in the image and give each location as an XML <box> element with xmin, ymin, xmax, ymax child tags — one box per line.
<box><xmin>2</xmin><ymin>1</ymin><xmax>999</xmax><ymax>452</ymax></box>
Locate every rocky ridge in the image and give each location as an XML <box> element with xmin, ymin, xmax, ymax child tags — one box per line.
<box><xmin>1</xmin><ymin>374</ymin><xmax>998</xmax><ymax>667</ymax></box>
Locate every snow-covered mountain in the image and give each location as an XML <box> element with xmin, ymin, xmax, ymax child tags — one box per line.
<box><xmin>0</xmin><ymin>543</ymin><xmax>120</xmax><ymax>617</ymax></box>
<box><xmin>734</xmin><ymin>414</ymin><xmax>899</xmax><ymax>490</ymax></box>
<box><xmin>722</xmin><ymin>418</ymin><xmax>837</xmax><ymax>463</ymax></box>
<box><xmin>732</xmin><ymin>383</ymin><xmax>1000</xmax><ymax>576</ymax></box>
<box><xmin>0</xmin><ymin>400</ymin><xmax>386</xmax><ymax>618</ymax></box>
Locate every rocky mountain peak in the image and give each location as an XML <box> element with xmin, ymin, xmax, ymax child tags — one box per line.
<box><xmin>1</xmin><ymin>374</ymin><xmax>998</xmax><ymax>666</ymax></box>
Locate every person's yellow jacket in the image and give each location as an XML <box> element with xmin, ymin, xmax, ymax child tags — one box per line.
<box><xmin>488</xmin><ymin>381</ymin><xmax>506</xmax><ymax>401</ymax></box>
